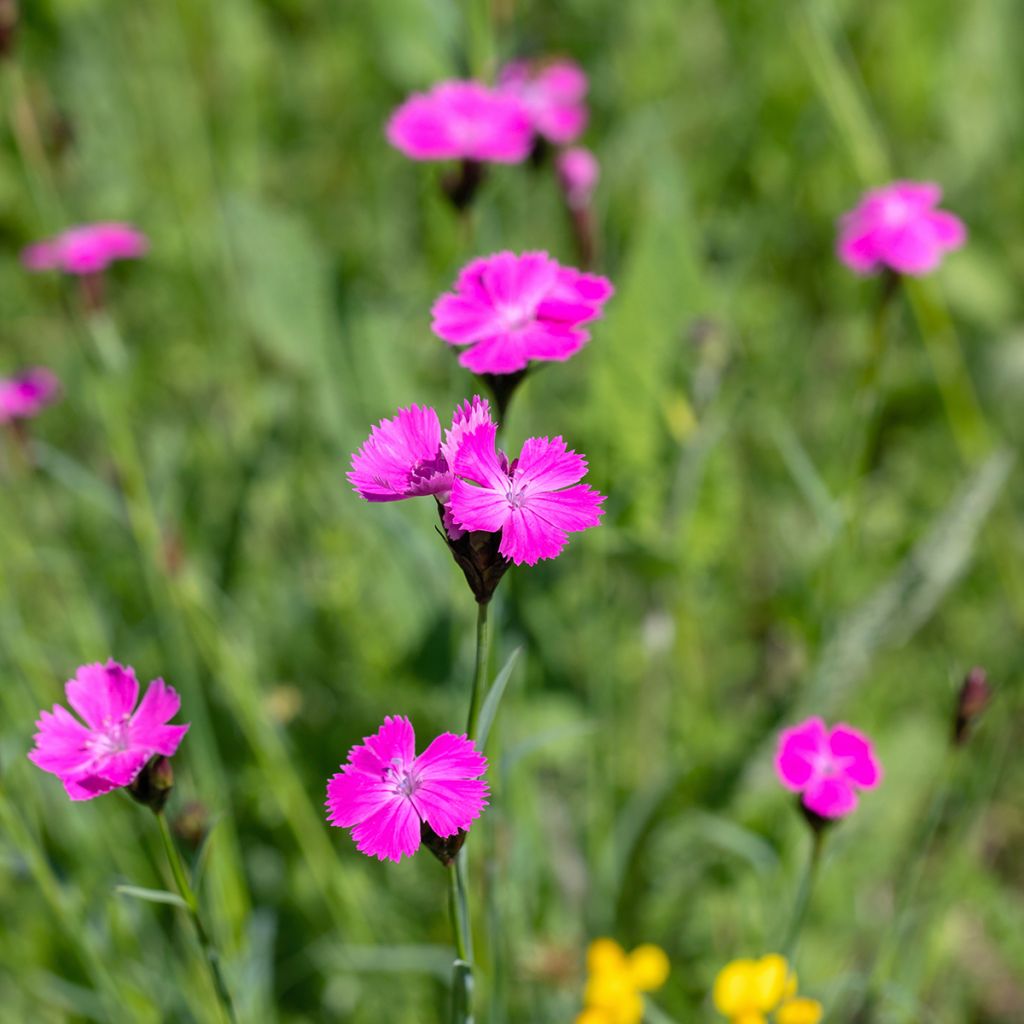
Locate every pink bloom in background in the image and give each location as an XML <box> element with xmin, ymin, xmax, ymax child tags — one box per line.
<box><xmin>28</xmin><ymin>661</ymin><xmax>189</xmax><ymax>801</ymax></box>
<box><xmin>775</xmin><ymin>717</ymin><xmax>882</xmax><ymax>818</ymax></box>
<box><xmin>837</xmin><ymin>181</ymin><xmax>966</xmax><ymax>276</ymax></box>
<box><xmin>348</xmin><ymin>395</ymin><xmax>492</xmax><ymax>503</ymax></box>
<box><xmin>22</xmin><ymin>222</ymin><xmax>148</xmax><ymax>276</ymax></box>
<box><xmin>386</xmin><ymin>80</ymin><xmax>533</xmax><ymax>164</ymax></box>
<box><xmin>499</xmin><ymin>58</ymin><xmax>588</xmax><ymax>145</ymax></box>
<box><xmin>431</xmin><ymin>250</ymin><xmax>613</xmax><ymax>375</ymax></box>
<box><xmin>556</xmin><ymin>147</ymin><xmax>599</xmax><ymax>210</ymax></box>
<box><xmin>450</xmin><ymin>420</ymin><xmax>605</xmax><ymax>565</ymax></box>
<box><xmin>326</xmin><ymin>715</ymin><xmax>489</xmax><ymax>863</ymax></box>
<box><xmin>0</xmin><ymin>368</ymin><xmax>60</xmax><ymax>423</ymax></box>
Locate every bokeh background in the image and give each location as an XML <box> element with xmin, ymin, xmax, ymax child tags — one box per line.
<box><xmin>3</xmin><ymin>0</ymin><xmax>1024</xmax><ymax>1021</ymax></box>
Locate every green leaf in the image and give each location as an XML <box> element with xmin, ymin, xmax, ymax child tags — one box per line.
<box><xmin>115</xmin><ymin>885</ymin><xmax>188</xmax><ymax>909</ymax></box>
<box><xmin>475</xmin><ymin>647</ymin><xmax>522</xmax><ymax>750</ymax></box>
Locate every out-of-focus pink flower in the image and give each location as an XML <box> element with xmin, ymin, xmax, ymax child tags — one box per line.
<box><xmin>0</xmin><ymin>368</ymin><xmax>60</xmax><ymax>423</ymax></box>
<box><xmin>326</xmin><ymin>715</ymin><xmax>489</xmax><ymax>863</ymax></box>
<box><xmin>450</xmin><ymin>421</ymin><xmax>605</xmax><ymax>565</ymax></box>
<box><xmin>837</xmin><ymin>182</ymin><xmax>966</xmax><ymax>276</ymax></box>
<box><xmin>431</xmin><ymin>251</ymin><xmax>613</xmax><ymax>375</ymax></box>
<box><xmin>556</xmin><ymin>147</ymin><xmax>599</xmax><ymax>210</ymax></box>
<box><xmin>386</xmin><ymin>80</ymin><xmax>533</xmax><ymax>164</ymax></box>
<box><xmin>775</xmin><ymin>717</ymin><xmax>881</xmax><ymax>819</ymax></box>
<box><xmin>22</xmin><ymin>223</ymin><xmax>148</xmax><ymax>276</ymax></box>
<box><xmin>28</xmin><ymin>661</ymin><xmax>189</xmax><ymax>801</ymax></box>
<box><xmin>499</xmin><ymin>59</ymin><xmax>588</xmax><ymax>145</ymax></box>
<box><xmin>347</xmin><ymin>396</ymin><xmax>493</xmax><ymax>504</ymax></box>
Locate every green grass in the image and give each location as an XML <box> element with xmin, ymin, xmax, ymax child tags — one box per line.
<box><xmin>3</xmin><ymin>0</ymin><xmax>1024</xmax><ymax>1021</ymax></box>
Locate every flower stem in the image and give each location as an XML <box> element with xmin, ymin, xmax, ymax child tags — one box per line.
<box><xmin>466</xmin><ymin>600</ymin><xmax>490</xmax><ymax>739</ymax></box>
<box><xmin>155</xmin><ymin>811</ymin><xmax>237</xmax><ymax>1024</ymax></box>
<box><xmin>782</xmin><ymin>827</ymin><xmax>825</xmax><ymax>959</ymax></box>
<box><xmin>448</xmin><ymin>856</ymin><xmax>475</xmax><ymax>1024</ymax></box>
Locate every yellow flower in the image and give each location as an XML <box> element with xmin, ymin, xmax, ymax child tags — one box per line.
<box><xmin>712</xmin><ymin>954</ymin><xmax>815</xmax><ymax>1023</ymax></box>
<box><xmin>587</xmin><ymin>938</ymin><xmax>628</xmax><ymax>977</ymax></box>
<box><xmin>776</xmin><ymin>997</ymin><xmax>823</xmax><ymax>1024</ymax></box>
<box><xmin>579</xmin><ymin>938</ymin><xmax>670</xmax><ymax>1024</ymax></box>
<box><xmin>627</xmin><ymin>944</ymin><xmax>670</xmax><ymax>992</ymax></box>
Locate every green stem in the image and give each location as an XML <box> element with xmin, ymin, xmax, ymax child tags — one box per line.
<box><xmin>466</xmin><ymin>600</ymin><xmax>490</xmax><ymax>739</ymax></box>
<box><xmin>448</xmin><ymin>857</ymin><xmax>475</xmax><ymax>1024</ymax></box>
<box><xmin>155</xmin><ymin>811</ymin><xmax>237</xmax><ymax>1024</ymax></box>
<box><xmin>782</xmin><ymin>828</ymin><xmax>825</xmax><ymax>958</ymax></box>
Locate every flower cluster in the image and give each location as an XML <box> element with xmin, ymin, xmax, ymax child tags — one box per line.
<box><xmin>0</xmin><ymin>367</ymin><xmax>60</xmax><ymax>423</ymax></box>
<box><xmin>576</xmin><ymin>938</ymin><xmax>670</xmax><ymax>1024</ymax></box>
<box><xmin>713</xmin><ymin>955</ymin><xmax>822</xmax><ymax>1024</ymax></box>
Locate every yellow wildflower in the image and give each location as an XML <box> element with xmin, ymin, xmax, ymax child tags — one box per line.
<box><xmin>577</xmin><ymin>938</ymin><xmax>670</xmax><ymax>1024</ymax></box>
<box><xmin>712</xmin><ymin>955</ymin><xmax>823</xmax><ymax>1024</ymax></box>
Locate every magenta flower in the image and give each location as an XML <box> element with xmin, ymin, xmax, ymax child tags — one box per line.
<box><xmin>28</xmin><ymin>661</ymin><xmax>189</xmax><ymax>801</ymax></box>
<box><xmin>775</xmin><ymin>717</ymin><xmax>882</xmax><ymax>819</ymax></box>
<box><xmin>22</xmin><ymin>223</ymin><xmax>148</xmax><ymax>276</ymax></box>
<box><xmin>450</xmin><ymin>420</ymin><xmax>605</xmax><ymax>565</ymax></box>
<box><xmin>556</xmin><ymin>147</ymin><xmax>599</xmax><ymax>210</ymax></box>
<box><xmin>347</xmin><ymin>395</ymin><xmax>493</xmax><ymax>504</ymax></box>
<box><xmin>386</xmin><ymin>80</ymin><xmax>533</xmax><ymax>164</ymax></box>
<box><xmin>837</xmin><ymin>181</ymin><xmax>966</xmax><ymax>276</ymax></box>
<box><xmin>499</xmin><ymin>58</ymin><xmax>588</xmax><ymax>145</ymax></box>
<box><xmin>431</xmin><ymin>251</ymin><xmax>613</xmax><ymax>375</ymax></box>
<box><xmin>0</xmin><ymin>368</ymin><xmax>60</xmax><ymax>423</ymax></box>
<box><xmin>325</xmin><ymin>715</ymin><xmax>489</xmax><ymax>863</ymax></box>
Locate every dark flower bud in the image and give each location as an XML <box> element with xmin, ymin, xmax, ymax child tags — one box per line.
<box><xmin>0</xmin><ymin>0</ymin><xmax>17</xmax><ymax>60</ymax></box>
<box><xmin>439</xmin><ymin>504</ymin><xmax>511</xmax><ymax>605</ymax></box>
<box><xmin>172</xmin><ymin>800</ymin><xmax>210</xmax><ymax>853</ymax></box>
<box><xmin>128</xmin><ymin>755</ymin><xmax>175</xmax><ymax>813</ymax></box>
<box><xmin>442</xmin><ymin>159</ymin><xmax>485</xmax><ymax>211</ymax></box>
<box><xmin>953</xmin><ymin>667</ymin><xmax>991</xmax><ymax>746</ymax></box>
<box><xmin>421</xmin><ymin>821</ymin><xmax>467</xmax><ymax>866</ymax></box>
<box><xmin>798</xmin><ymin>796</ymin><xmax>838</xmax><ymax>836</ymax></box>
<box><xmin>478</xmin><ymin>369</ymin><xmax>528</xmax><ymax>425</ymax></box>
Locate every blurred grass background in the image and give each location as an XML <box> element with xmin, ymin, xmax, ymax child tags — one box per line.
<box><xmin>2</xmin><ymin>0</ymin><xmax>1024</xmax><ymax>1021</ymax></box>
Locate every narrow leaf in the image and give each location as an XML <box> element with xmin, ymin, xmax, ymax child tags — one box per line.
<box><xmin>115</xmin><ymin>885</ymin><xmax>188</xmax><ymax>908</ymax></box>
<box><xmin>475</xmin><ymin>647</ymin><xmax>522</xmax><ymax>749</ymax></box>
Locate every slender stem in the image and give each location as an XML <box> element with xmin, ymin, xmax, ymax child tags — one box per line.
<box><xmin>155</xmin><ymin>811</ymin><xmax>237</xmax><ymax>1024</ymax></box>
<box><xmin>782</xmin><ymin>828</ymin><xmax>825</xmax><ymax>958</ymax></box>
<box><xmin>448</xmin><ymin>858</ymin><xmax>475</xmax><ymax>1024</ymax></box>
<box><xmin>466</xmin><ymin>600</ymin><xmax>490</xmax><ymax>739</ymax></box>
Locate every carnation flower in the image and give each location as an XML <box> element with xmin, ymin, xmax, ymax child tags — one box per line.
<box><xmin>28</xmin><ymin>661</ymin><xmax>189</xmax><ymax>801</ymax></box>
<box><xmin>837</xmin><ymin>181</ymin><xmax>966</xmax><ymax>276</ymax></box>
<box><xmin>386</xmin><ymin>80</ymin><xmax>533</xmax><ymax>164</ymax></box>
<box><xmin>325</xmin><ymin>715</ymin><xmax>489</xmax><ymax>863</ymax></box>
<box><xmin>0</xmin><ymin>368</ymin><xmax>60</xmax><ymax>423</ymax></box>
<box><xmin>450</xmin><ymin>420</ymin><xmax>605</xmax><ymax>566</ymax></box>
<box><xmin>499</xmin><ymin>58</ymin><xmax>588</xmax><ymax>145</ymax></box>
<box><xmin>557</xmin><ymin>147</ymin><xmax>600</xmax><ymax>211</ymax></box>
<box><xmin>22</xmin><ymin>222</ymin><xmax>148</xmax><ymax>276</ymax></box>
<box><xmin>431</xmin><ymin>250</ymin><xmax>613</xmax><ymax>375</ymax></box>
<box><xmin>713</xmin><ymin>955</ymin><xmax>822</xmax><ymax>1024</ymax></box>
<box><xmin>775</xmin><ymin>717</ymin><xmax>882</xmax><ymax>819</ymax></box>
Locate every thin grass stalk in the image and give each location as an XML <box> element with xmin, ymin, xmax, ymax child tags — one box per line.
<box><xmin>781</xmin><ymin>828</ymin><xmax>825</xmax><ymax>959</ymax></box>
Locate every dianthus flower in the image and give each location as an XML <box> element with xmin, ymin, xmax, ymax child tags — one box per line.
<box><xmin>775</xmin><ymin>717</ymin><xmax>882</xmax><ymax>819</ymax></box>
<box><xmin>22</xmin><ymin>222</ymin><xmax>148</xmax><ymax>276</ymax></box>
<box><xmin>837</xmin><ymin>181</ymin><xmax>966</xmax><ymax>276</ymax></box>
<box><xmin>431</xmin><ymin>250</ymin><xmax>613</xmax><ymax>375</ymax></box>
<box><xmin>575</xmin><ymin>938</ymin><xmax>669</xmax><ymax>1024</ymax></box>
<box><xmin>0</xmin><ymin>367</ymin><xmax>60</xmax><ymax>423</ymax></box>
<box><xmin>28</xmin><ymin>661</ymin><xmax>189</xmax><ymax>801</ymax></box>
<box><xmin>386</xmin><ymin>80</ymin><xmax>533</xmax><ymax>164</ymax></box>
<box><xmin>557</xmin><ymin>147</ymin><xmax>600</xmax><ymax>211</ymax></box>
<box><xmin>499</xmin><ymin>58</ymin><xmax>588</xmax><ymax>145</ymax></box>
<box><xmin>325</xmin><ymin>715</ymin><xmax>488</xmax><ymax>863</ymax></box>
<box><xmin>450</xmin><ymin>420</ymin><xmax>605</xmax><ymax>566</ymax></box>
<box><xmin>713</xmin><ymin>955</ymin><xmax>822</xmax><ymax>1024</ymax></box>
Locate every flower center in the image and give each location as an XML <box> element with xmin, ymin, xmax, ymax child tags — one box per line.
<box><xmin>387</xmin><ymin>760</ymin><xmax>420</xmax><ymax>798</ymax></box>
<box><xmin>498</xmin><ymin>301</ymin><xmax>537</xmax><ymax>333</ymax></box>
<box><xmin>879</xmin><ymin>195</ymin><xmax>910</xmax><ymax>227</ymax></box>
<box><xmin>92</xmin><ymin>717</ymin><xmax>132</xmax><ymax>756</ymax></box>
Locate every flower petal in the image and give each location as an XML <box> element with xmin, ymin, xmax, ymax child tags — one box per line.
<box><xmin>803</xmin><ymin>775</ymin><xmax>858</xmax><ymax>818</ymax></box>
<box><xmin>326</xmin><ymin>770</ymin><xmax>397</xmax><ymax>828</ymax></box>
<box><xmin>346</xmin><ymin>715</ymin><xmax>416</xmax><ymax>777</ymax></box>
<box><xmin>498</xmin><ymin>506</ymin><xmax>569</xmax><ymax>565</ymax></box>
<box><xmin>829</xmin><ymin>724</ymin><xmax>882</xmax><ymax>789</ymax></box>
<box><xmin>65</xmin><ymin>662</ymin><xmax>140</xmax><ymax>731</ymax></box>
<box><xmin>411</xmin><ymin>778</ymin><xmax>489</xmax><ymax>837</ymax></box>
<box><xmin>515</xmin><ymin>435</ymin><xmax>588</xmax><ymax>492</ymax></box>
<box><xmin>350</xmin><ymin>794</ymin><xmax>422</xmax><ymax>862</ymax></box>
<box><xmin>775</xmin><ymin>717</ymin><xmax>828</xmax><ymax>791</ymax></box>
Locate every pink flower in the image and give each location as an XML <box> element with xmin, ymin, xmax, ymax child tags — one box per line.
<box><xmin>499</xmin><ymin>58</ymin><xmax>588</xmax><ymax>144</ymax></box>
<box><xmin>28</xmin><ymin>661</ymin><xmax>189</xmax><ymax>801</ymax></box>
<box><xmin>450</xmin><ymin>420</ymin><xmax>605</xmax><ymax>565</ymax></box>
<box><xmin>837</xmin><ymin>181</ymin><xmax>966</xmax><ymax>276</ymax></box>
<box><xmin>22</xmin><ymin>222</ymin><xmax>149</xmax><ymax>276</ymax></box>
<box><xmin>347</xmin><ymin>396</ymin><xmax>493</xmax><ymax>503</ymax></box>
<box><xmin>386</xmin><ymin>80</ymin><xmax>533</xmax><ymax>164</ymax></box>
<box><xmin>431</xmin><ymin>250</ymin><xmax>613</xmax><ymax>375</ymax></box>
<box><xmin>775</xmin><ymin>717</ymin><xmax>882</xmax><ymax>819</ymax></box>
<box><xmin>0</xmin><ymin>368</ymin><xmax>60</xmax><ymax>423</ymax></box>
<box><xmin>556</xmin><ymin>147</ymin><xmax>599</xmax><ymax>210</ymax></box>
<box><xmin>325</xmin><ymin>715</ymin><xmax>489</xmax><ymax>863</ymax></box>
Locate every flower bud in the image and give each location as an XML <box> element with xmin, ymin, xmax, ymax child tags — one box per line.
<box><xmin>172</xmin><ymin>800</ymin><xmax>210</xmax><ymax>852</ymax></box>
<box><xmin>953</xmin><ymin>667</ymin><xmax>991</xmax><ymax>746</ymax></box>
<box><xmin>128</xmin><ymin>755</ymin><xmax>175</xmax><ymax>813</ymax></box>
<box><xmin>439</xmin><ymin>504</ymin><xmax>511</xmax><ymax>605</ymax></box>
<box><xmin>421</xmin><ymin>821</ymin><xmax>467</xmax><ymax>866</ymax></box>
<box><xmin>442</xmin><ymin>159</ymin><xmax>485</xmax><ymax>211</ymax></box>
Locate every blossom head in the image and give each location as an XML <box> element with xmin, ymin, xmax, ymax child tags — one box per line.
<box><xmin>325</xmin><ymin>715</ymin><xmax>489</xmax><ymax>863</ymax></box>
<box><xmin>386</xmin><ymin>80</ymin><xmax>533</xmax><ymax>164</ymax></box>
<box><xmin>431</xmin><ymin>250</ymin><xmax>613</xmax><ymax>375</ymax></box>
<box><xmin>576</xmin><ymin>938</ymin><xmax>669</xmax><ymax>1024</ymax></box>
<box><xmin>28</xmin><ymin>661</ymin><xmax>189</xmax><ymax>801</ymax></box>
<box><xmin>22</xmin><ymin>222</ymin><xmax>148</xmax><ymax>276</ymax></box>
<box><xmin>837</xmin><ymin>181</ymin><xmax>966</xmax><ymax>276</ymax></box>
<box><xmin>499</xmin><ymin>58</ymin><xmax>588</xmax><ymax>145</ymax></box>
<box><xmin>451</xmin><ymin>421</ymin><xmax>605</xmax><ymax>566</ymax></box>
<box><xmin>0</xmin><ymin>368</ymin><xmax>60</xmax><ymax>423</ymax></box>
<box><xmin>557</xmin><ymin>147</ymin><xmax>600</xmax><ymax>210</ymax></box>
<box><xmin>713</xmin><ymin>955</ymin><xmax>822</xmax><ymax>1024</ymax></box>
<box><xmin>775</xmin><ymin>717</ymin><xmax>882</xmax><ymax>819</ymax></box>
